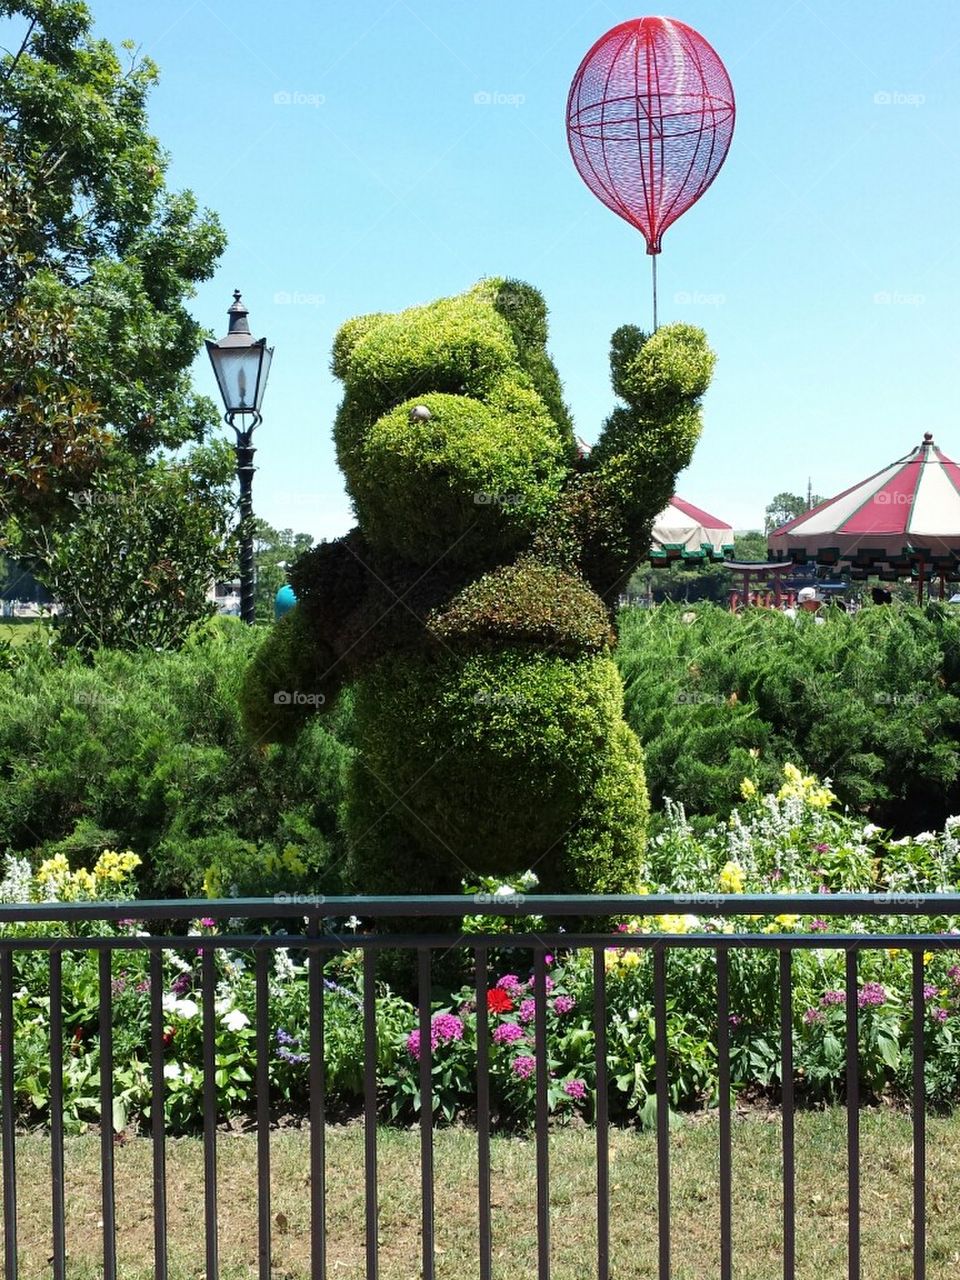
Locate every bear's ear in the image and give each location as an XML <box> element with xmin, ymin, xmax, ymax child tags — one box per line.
<box><xmin>331</xmin><ymin>312</ymin><xmax>386</xmax><ymax>382</ymax></box>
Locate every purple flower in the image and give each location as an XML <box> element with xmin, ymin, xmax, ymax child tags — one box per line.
<box><xmin>932</xmin><ymin>1007</ymin><xmax>949</xmax><ymax>1023</ymax></box>
<box><xmin>563</xmin><ymin>1079</ymin><xmax>587</xmax><ymax>1101</ymax></box>
<box><xmin>544</xmin><ymin>976</ymin><xmax>555</xmax><ymax>993</ymax></box>
<box><xmin>857</xmin><ymin>982</ymin><xmax>887</xmax><ymax>1009</ymax></box>
<box><xmin>818</xmin><ymin>884</ymin><xmax>831</xmax><ymax>895</ymax></box>
<box><xmin>728</xmin><ymin>1014</ymin><xmax>743</xmax><ymax>1027</ymax></box>
<box><xmin>810</xmin><ymin>919</ymin><xmax>828</xmax><ymax>932</ymax></box>
<box><xmin>518</xmin><ymin>998</ymin><xmax>537</xmax><ymax>1024</ymax></box>
<box><xmin>512</xmin><ymin>1055</ymin><xmax>536</xmax><ymax>1080</ymax></box>
<box><xmin>276</xmin><ymin>1028</ymin><xmax>296</xmax><ymax>1047</ymax></box>
<box><xmin>947</xmin><ymin>965</ymin><xmax>960</xmax><ymax>985</ymax></box>
<box><xmin>135</xmin><ymin>979</ymin><xmax>150</xmax><ymax>994</ymax></box>
<box><xmin>171</xmin><ymin>972</ymin><xmax>193</xmax><ymax>997</ymax></box>
<box><xmin>803</xmin><ymin>1008</ymin><xmax>825</xmax><ymax>1025</ymax></box>
<box><xmin>923</xmin><ymin>984</ymin><xmax>939</xmax><ymax>1002</ymax></box>
<box><xmin>199</xmin><ymin>917</ymin><xmax>216</xmax><ymax>929</ymax></box>
<box><xmin>111</xmin><ymin>977</ymin><xmax>126</xmax><ymax>997</ymax></box>
<box><xmin>545</xmin><ymin>955</ymin><xmax>554</xmax><ymax>967</ymax></box>
<box><xmin>493</xmin><ymin>1022</ymin><xmax>524</xmax><ymax>1045</ymax></box>
<box><xmin>820</xmin><ymin>989</ymin><xmax>845</xmax><ymax>1007</ymax></box>
<box><xmin>278</xmin><ymin>1046</ymin><xmax>309</xmax><ymax>1065</ymax></box>
<box><xmin>496</xmin><ymin>974</ymin><xmax>521</xmax><ymax>994</ymax></box>
<box><xmin>815</xmin><ymin>843</ymin><xmax>831</xmax><ymax>853</ymax></box>
<box><xmin>553</xmin><ymin>994</ymin><xmax>575</xmax><ymax>1015</ymax></box>
<box><xmin>433</xmin><ymin>1014</ymin><xmax>464</xmax><ymax>1044</ymax></box>
<box><xmin>406</xmin><ymin>1013</ymin><xmax>465</xmax><ymax>1060</ymax></box>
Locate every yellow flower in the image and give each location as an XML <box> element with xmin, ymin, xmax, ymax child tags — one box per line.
<box><xmin>604</xmin><ymin>950</ymin><xmax>620</xmax><ymax>973</ymax></box>
<box><xmin>923</xmin><ymin>952</ymin><xmax>933</xmax><ymax>966</ymax></box>
<box><xmin>887</xmin><ymin>947</ymin><xmax>901</xmax><ymax>959</ymax></box>
<box><xmin>775</xmin><ymin>914</ymin><xmax>798</xmax><ymax>928</ymax></box>
<box><xmin>719</xmin><ymin>860</ymin><xmax>746</xmax><ymax>894</ymax></box>
<box><xmin>657</xmin><ymin>914</ymin><xmax>698</xmax><ymax>934</ymax></box>
<box><xmin>36</xmin><ymin>853</ymin><xmax>70</xmax><ymax>884</ymax></box>
<box><xmin>620</xmin><ymin>950</ymin><xmax>641</xmax><ymax>968</ymax></box>
<box><xmin>739</xmin><ymin>778</ymin><xmax>757</xmax><ymax>801</ymax></box>
<box><xmin>782</xmin><ymin>763</ymin><xmax>803</xmax><ymax>784</ymax></box>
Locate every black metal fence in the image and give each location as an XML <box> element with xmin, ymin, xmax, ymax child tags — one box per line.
<box><xmin>0</xmin><ymin>891</ymin><xmax>958</xmax><ymax>1280</ymax></box>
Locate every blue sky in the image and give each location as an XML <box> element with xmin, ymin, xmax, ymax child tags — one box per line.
<box><xmin>85</xmin><ymin>0</ymin><xmax>960</xmax><ymax>540</ymax></box>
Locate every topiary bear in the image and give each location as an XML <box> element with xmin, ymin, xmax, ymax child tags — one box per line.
<box><xmin>242</xmin><ymin>278</ymin><xmax>714</xmax><ymax>896</ymax></box>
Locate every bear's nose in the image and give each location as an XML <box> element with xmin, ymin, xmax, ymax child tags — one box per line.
<box><xmin>408</xmin><ymin>405</ymin><xmax>432</xmax><ymax>424</ymax></box>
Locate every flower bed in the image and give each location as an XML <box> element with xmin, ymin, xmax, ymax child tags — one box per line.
<box><xmin>3</xmin><ymin>766</ymin><xmax>960</xmax><ymax>1133</ymax></box>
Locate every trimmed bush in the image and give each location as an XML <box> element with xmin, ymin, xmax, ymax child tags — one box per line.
<box><xmin>617</xmin><ymin>601</ymin><xmax>960</xmax><ymax>833</ymax></box>
<box><xmin>0</xmin><ymin>621</ymin><xmax>351</xmax><ymax>896</ymax></box>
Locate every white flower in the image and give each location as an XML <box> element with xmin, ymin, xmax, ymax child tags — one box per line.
<box><xmin>222</xmin><ymin>1009</ymin><xmax>249</xmax><ymax>1032</ymax></box>
<box><xmin>344</xmin><ymin>916</ymin><xmax>361</xmax><ymax>933</ymax></box>
<box><xmin>163</xmin><ymin>1062</ymin><xmax>182</xmax><ymax>1080</ymax></box>
<box><xmin>495</xmin><ymin>885</ymin><xmax>516</xmax><ymax>897</ymax></box>
<box><xmin>628</xmin><ymin>1007</ymin><xmax>639</xmax><ymax>1022</ymax></box>
<box><xmin>862</xmin><ymin>824</ymin><xmax>882</xmax><ymax>839</ymax></box>
<box><xmin>162</xmin><ymin>996</ymin><xmax>199</xmax><ymax>1020</ymax></box>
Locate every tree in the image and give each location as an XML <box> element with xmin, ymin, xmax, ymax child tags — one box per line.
<box><xmin>250</xmin><ymin>520</ymin><xmax>314</xmax><ymax>622</ymax></box>
<box><xmin>764</xmin><ymin>491</ymin><xmax>822</xmax><ymax>534</ymax></box>
<box><xmin>0</xmin><ymin>1</ymin><xmax>232</xmax><ymax>647</ymax></box>
<box><xmin>733</xmin><ymin>529</ymin><xmax>768</xmax><ymax>561</ymax></box>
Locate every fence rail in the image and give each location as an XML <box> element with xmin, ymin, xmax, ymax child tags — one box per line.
<box><xmin>1</xmin><ymin>892</ymin><xmax>959</xmax><ymax>1280</ymax></box>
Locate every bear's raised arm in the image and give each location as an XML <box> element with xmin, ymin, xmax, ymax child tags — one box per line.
<box><xmin>535</xmin><ymin>323</ymin><xmax>716</xmax><ymax>603</ymax></box>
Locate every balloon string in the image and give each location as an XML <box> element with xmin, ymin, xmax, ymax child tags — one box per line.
<box><xmin>652</xmin><ymin>254</ymin><xmax>658</xmax><ymax>332</ymax></box>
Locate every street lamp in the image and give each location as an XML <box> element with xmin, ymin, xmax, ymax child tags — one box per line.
<box><xmin>206</xmin><ymin>291</ymin><xmax>274</xmax><ymax>625</ymax></box>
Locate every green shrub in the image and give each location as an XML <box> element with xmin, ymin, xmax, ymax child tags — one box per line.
<box><xmin>616</xmin><ymin>601</ymin><xmax>960</xmax><ymax>832</ymax></box>
<box><xmin>0</xmin><ymin>619</ymin><xmax>351</xmax><ymax>896</ymax></box>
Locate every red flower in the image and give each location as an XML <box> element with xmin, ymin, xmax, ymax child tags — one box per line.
<box><xmin>163</xmin><ymin>1028</ymin><xmax>176</xmax><ymax>1047</ymax></box>
<box><xmin>485</xmin><ymin>988</ymin><xmax>513</xmax><ymax>1014</ymax></box>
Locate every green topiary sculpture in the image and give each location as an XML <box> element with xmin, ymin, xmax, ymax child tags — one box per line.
<box><xmin>242</xmin><ymin>278</ymin><xmax>715</xmax><ymax>896</ymax></box>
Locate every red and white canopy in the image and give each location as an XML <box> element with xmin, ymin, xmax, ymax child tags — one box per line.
<box><xmin>768</xmin><ymin>433</ymin><xmax>960</xmax><ymax>576</ymax></box>
<box><xmin>650</xmin><ymin>496</ymin><xmax>734</xmax><ymax>563</ymax></box>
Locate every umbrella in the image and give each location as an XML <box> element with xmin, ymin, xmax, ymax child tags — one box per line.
<box><xmin>650</xmin><ymin>496</ymin><xmax>735</xmax><ymax>563</ymax></box>
<box><xmin>768</xmin><ymin>433</ymin><xmax>960</xmax><ymax>599</ymax></box>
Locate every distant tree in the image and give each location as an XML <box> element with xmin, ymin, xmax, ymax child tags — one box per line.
<box><xmin>252</xmin><ymin>521</ymin><xmax>314</xmax><ymax>622</ymax></box>
<box><xmin>764</xmin><ymin>491</ymin><xmax>822</xmax><ymax>534</ymax></box>
<box><xmin>733</xmin><ymin>530</ymin><xmax>768</xmax><ymax>561</ymax></box>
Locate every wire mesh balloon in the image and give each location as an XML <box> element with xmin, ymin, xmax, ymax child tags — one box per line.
<box><xmin>566</xmin><ymin>17</ymin><xmax>735</xmax><ymax>254</ymax></box>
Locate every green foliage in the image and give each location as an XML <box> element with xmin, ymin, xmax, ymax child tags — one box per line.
<box><xmin>616</xmin><ymin>601</ymin><xmax>960</xmax><ymax>832</ymax></box>
<box><xmin>349</xmin><ymin>389</ymin><xmax>567</xmax><ymax>566</ymax></box>
<box><xmin>429</xmin><ymin>559</ymin><xmax>613</xmax><ymax>656</ymax></box>
<box><xmin>248</xmin><ymin>279</ymin><xmax>711</xmax><ymax>900</ymax></box>
<box><xmin>250</xmin><ymin>519</ymin><xmax>313</xmax><ymax>623</ymax></box>
<box><xmin>23</xmin><ymin>446</ymin><xmax>237</xmax><ymax>651</ymax></box>
<box><xmin>0</xmin><ymin>3</ymin><xmax>230</xmax><ymax>644</ymax></box>
<box><xmin>345</xmin><ymin>651</ymin><xmax>647</xmax><ymax>896</ymax></box>
<box><xmin>0</xmin><ymin>620</ymin><xmax>350</xmax><ymax>897</ymax></box>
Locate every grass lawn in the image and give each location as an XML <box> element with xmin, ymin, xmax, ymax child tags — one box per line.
<box><xmin>0</xmin><ymin>619</ymin><xmax>39</xmax><ymax>645</ymax></box>
<box><xmin>5</xmin><ymin>1109</ymin><xmax>960</xmax><ymax>1278</ymax></box>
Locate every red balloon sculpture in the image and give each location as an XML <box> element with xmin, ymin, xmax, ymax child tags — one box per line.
<box><xmin>566</xmin><ymin>16</ymin><xmax>735</xmax><ymax>327</ymax></box>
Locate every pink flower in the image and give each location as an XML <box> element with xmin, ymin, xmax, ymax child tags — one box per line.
<box><xmin>563</xmin><ymin>1079</ymin><xmax>587</xmax><ymax>1101</ymax></box>
<box><xmin>947</xmin><ymin>965</ymin><xmax>960</xmax><ymax>985</ymax></box>
<box><xmin>496</xmin><ymin>974</ymin><xmax>521</xmax><ymax>994</ymax></box>
<box><xmin>820</xmin><ymin>990</ymin><xmax>845</xmax><ymax>1007</ymax></box>
<box><xmin>199</xmin><ymin>917</ymin><xmax>216</xmax><ymax>929</ymax></box>
<box><xmin>405</xmin><ymin>1013</ymin><xmax>465</xmax><ymax>1060</ymax></box>
<box><xmin>493</xmin><ymin>1022</ymin><xmax>524</xmax><ymax>1045</ymax></box>
<box><xmin>923</xmin><ymin>984</ymin><xmax>939</xmax><ymax>1002</ymax></box>
<box><xmin>518</xmin><ymin>998</ymin><xmax>537</xmax><ymax>1024</ymax></box>
<box><xmin>857</xmin><ymin>982</ymin><xmax>887</xmax><ymax>1009</ymax></box>
<box><xmin>553</xmin><ymin>994</ymin><xmax>575</xmax><ymax>1015</ymax></box>
<box><xmin>803</xmin><ymin>1008</ymin><xmax>825</xmax><ymax>1025</ymax></box>
<box><xmin>810</xmin><ymin>919</ymin><xmax>828</xmax><ymax>932</ymax></box>
<box><xmin>933</xmin><ymin>1007</ymin><xmax>949</xmax><ymax>1023</ymax></box>
<box><xmin>512</xmin><ymin>1055</ymin><xmax>536</xmax><ymax>1080</ymax></box>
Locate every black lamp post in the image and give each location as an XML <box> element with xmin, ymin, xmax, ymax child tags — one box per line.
<box><xmin>206</xmin><ymin>291</ymin><xmax>274</xmax><ymax>624</ymax></box>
